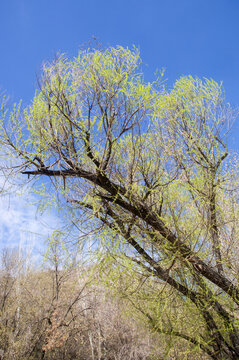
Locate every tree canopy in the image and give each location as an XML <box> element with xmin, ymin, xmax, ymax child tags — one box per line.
<box><xmin>1</xmin><ymin>46</ymin><xmax>239</xmax><ymax>359</ymax></box>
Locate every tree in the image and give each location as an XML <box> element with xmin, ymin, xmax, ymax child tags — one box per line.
<box><xmin>1</xmin><ymin>46</ymin><xmax>239</xmax><ymax>359</ymax></box>
<box><xmin>0</xmin><ymin>246</ymin><xmax>159</xmax><ymax>360</ymax></box>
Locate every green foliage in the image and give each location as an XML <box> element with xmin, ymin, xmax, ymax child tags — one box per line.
<box><xmin>1</xmin><ymin>45</ymin><xmax>239</xmax><ymax>359</ymax></box>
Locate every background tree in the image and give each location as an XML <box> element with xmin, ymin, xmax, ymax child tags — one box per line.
<box><xmin>0</xmin><ymin>246</ymin><xmax>158</xmax><ymax>360</ymax></box>
<box><xmin>1</xmin><ymin>46</ymin><xmax>239</xmax><ymax>359</ymax></box>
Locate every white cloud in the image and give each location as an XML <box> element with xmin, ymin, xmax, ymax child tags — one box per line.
<box><xmin>0</xmin><ymin>180</ymin><xmax>61</xmax><ymax>262</ymax></box>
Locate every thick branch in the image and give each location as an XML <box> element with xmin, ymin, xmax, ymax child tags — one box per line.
<box><xmin>22</xmin><ymin>167</ymin><xmax>239</xmax><ymax>305</ymax></box>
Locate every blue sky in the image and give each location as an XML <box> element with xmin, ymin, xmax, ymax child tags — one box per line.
<box><xmin>1</xmin><ymin>1</ymin><xmax>239</xmax><ymax>106</ymax></box>
<box><xmin>0</xmin><ymin>0</ymin><xmax>239</xmax><ymax>253</ymax></box>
